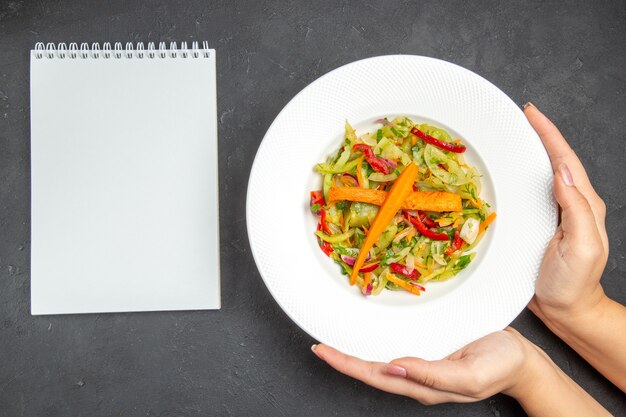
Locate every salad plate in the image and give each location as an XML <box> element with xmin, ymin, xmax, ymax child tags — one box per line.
<box><xmin>247</xmin><ymin>55</ymin><xmax>557</xmax><ymax>361</ymax></box>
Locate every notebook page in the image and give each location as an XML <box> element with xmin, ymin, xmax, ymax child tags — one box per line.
<box><xmin>30</xmin><ymin>45</ymin><xmax>220</xmax><ymax>314</ymax></box>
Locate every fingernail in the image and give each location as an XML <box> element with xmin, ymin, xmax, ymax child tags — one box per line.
<box><xmin>385</xmin><ymin>364</ymin><xmax>407</xmax><ymax>378</ymax></box>
<box><xmin>311</xmin><ymin>344</ymin><xmax>321</xmax><ymax>358</ymax></box>
<box><xmin>559</xmin><ymin>163</ymin><xmax>574</xmax><ymax>186</ymax></box>
<box><xmin>523</xmin><ymin>102</ymin><xmax>534</xmax><ymax>110</ymax></box>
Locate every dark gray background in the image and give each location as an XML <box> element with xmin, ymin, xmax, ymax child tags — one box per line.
<box><xmin>1</xmin><ymin>1</ymin><xmax>624</xmax><ymax>416</ymax></box>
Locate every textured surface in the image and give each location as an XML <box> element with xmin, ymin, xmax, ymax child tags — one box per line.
<box><xmin>247</xmin><ymin>55</ymin><xmax>558</xmax><ymax>362</ymax></box>
<box><xmin>0</xmin><ymin>1</ymin><xmax>625</xmax><ymax>416</ymax></box>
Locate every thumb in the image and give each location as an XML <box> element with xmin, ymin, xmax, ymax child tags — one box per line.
<box><xmin>554</xmin><ymin>163</ymin><xmax>601</xmax><ymax>248</ymax></box>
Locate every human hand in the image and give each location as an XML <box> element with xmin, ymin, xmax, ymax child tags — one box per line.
<box><xmin>312</xmin><ymin>327</ymin><xmax>613</xmax><ymax>414</ymax></box>
<box><xmin>312</xmin><ymin>328</ymin><xmax>538</xmax><ymax>405</ymax></box>
<box><xmin>523</xmin><ymin>104</ymin><xmax>609</xmax><ymax>323</ymax></box>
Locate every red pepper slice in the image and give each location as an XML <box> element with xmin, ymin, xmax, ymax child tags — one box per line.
<box><xmin>359</xmin><ymin>262</ymin><xmax>380</xmax><ymax>273</ymax></box>
<box><xmin>418</xmin><ymin>211</ymin><xmax>439</xmax><ymax>228</ymax></box>
<box><xmin>370</xmin><ymin>158</ymin><xmax>391</xmax><ymax>174</ymax></box>
<box><xmin>412</xmin><ymin>184</ymin><xmax>419</xmax><ymax>192</ymax></box>
<box><xmin>390</xmin><ymin>262</ymin><xmax>419</xmax><ymax>280</ymax></box>
<box><xmin>320</xmin><ymin>209</ymin><xmax>332</xmax><ymax>234</ymax></box>
<box><xmin>411</xmin><ymin>127</ymin><xmax>466</xmax><ymax>153</ymax></box>
<box><xmin>316</xmin><ymin>224</ymin><xmax>333</xmax><ymax>256</ymax></box>
<box><xmin>445</xmin><ymin>230</ymin><xmax>464</xmax><ymax>255</ymax></box>
<box><xmin>405</xmin><ymin>211</ymin><xmax>449</xmax><ymax>241</ymax></box>
<box><xmin>453</xmin><ymin>230</ymin><xmax>463</xmax><ymax>249</ymax></box>
<box><xmin>310</xmin><ymin>190</ymin><xmax>325</xmax><ymax>206</ymax></box>
<box><xmin>352</xmin><ymin>143</ymin><xmax>373</xmax><ymax>158</ymax></box>
<box><xmin>310</xmin><ymin>190</ymin><xmax>324</xmax><ymax>216</ymax></box>
<box><xmin>352</xmin><ymin>144</ymin><xmax>391</xmax><ymax>174</ymax></box>
<box><xmin>320</xmin><ymin>241</ymin><xmax>333</xmax><ymax>256</ymax></box>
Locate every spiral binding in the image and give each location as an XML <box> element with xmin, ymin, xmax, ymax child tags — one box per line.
<box><xmin>33</xmin><ymin>41</ymin><xmax>211</xmax><ymax>59</ymax></box>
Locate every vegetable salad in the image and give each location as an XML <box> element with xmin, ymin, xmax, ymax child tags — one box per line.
<box><xmin>310</xmin><ymin>116</ymin><xmax>496</xmax><ymax>296</ymax></box>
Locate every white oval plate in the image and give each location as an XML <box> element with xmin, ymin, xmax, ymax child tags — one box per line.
<box><xmin>247</xmin><ymin>55</ymin><xmax>557</xmax><ymax>362</ymax></box>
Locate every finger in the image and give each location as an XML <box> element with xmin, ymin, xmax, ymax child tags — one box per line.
<box><xmin>523</xmin><ymin>104</ymin><xmax>591</xmax><ymax>187</ymax></box>
<box><xmin>503</xmin><ymin>326</ymin><xmax>522</xmax><ymax>337</ymax></box>
<box><xmin>390</xmin><ymin>356</ymin><xmax>477</xmax><ymax>396</ymax></box>
<box><xmin>312</xmin><ymin>344</ymin><xmax>474</xmax><ymax>404</ymax></box>
<box><xmin>524</xmin><ymin>103</ymin><xmax>608</xmax><ymax>250</ymax></box>
<box><xmin>554</xmin><ymin>163</ymin><xmax>602</xmax><ymax>249</ymax></box>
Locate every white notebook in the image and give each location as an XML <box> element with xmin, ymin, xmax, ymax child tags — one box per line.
<box><xmin>30</xmin><ymin>42</ymin><xmax>220</xmax><ymax>315</ymax></box>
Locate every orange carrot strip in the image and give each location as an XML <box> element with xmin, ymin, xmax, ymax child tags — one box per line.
<box><xmin>386</xmin><ymin>273</ymin><xmax>421</xmax><ymax>296</ymax></box>
<box><xmin>363</xmin><ymin>272</ymin><xmax>371</xmax><ymax>289</ymax></box>
<box><xmin>479</xmin><ymin>212</ymin><xmax>497</xmax><ymax>234</ymax></box>
<box><xmin>452</xmin><ymin>216</ymin><xmax>463</xmax><ymax>228</ymax></box>
<box><xmin>405</xmin><ymin>228</ymin><xmax>416</xmax><ymax>243</ymax></box>
<box><xmin>413</xmin><ymin>261</ymin><xmax>428</xmax><ymax>269</ymax></box>
<box><xmin>323</xmin><ymin>201</ymin><xmax>337</xmax><ymax>210</ymax></box>
<box><xmin>405</xmin><ymin>192</ymin><xmax>463</xmax><ymax>212</ymax></box>
<box><xmin>350</xmin><ymin>163</ymin><xmax>418</xmax><ymax>285</ymax></box>
<box><xmin>327</xmin><ymin>187</ymin><xmax>462</xmax><ymax>212</ymax></box>
<box><xmin>356</xmin><ymin>157</ymin><xmax>365</xmax><ymax>187</ymax></box>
